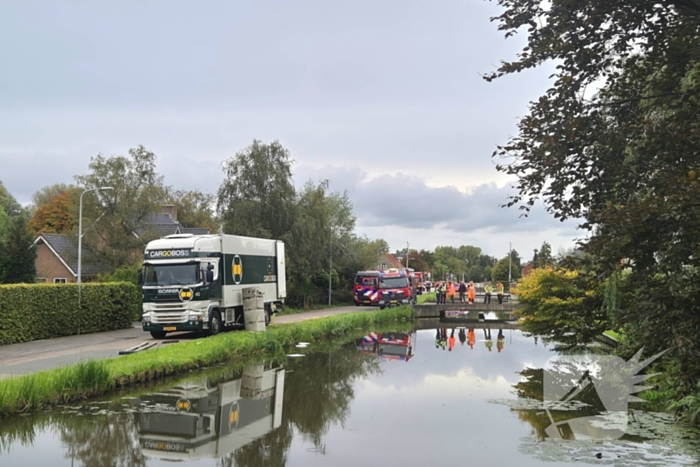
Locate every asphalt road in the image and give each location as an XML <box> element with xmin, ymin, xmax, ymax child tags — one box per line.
<box><xmin>0</xmin><ymin>305</ymin><xmax>362</xmax><ymax>378</ymax></box>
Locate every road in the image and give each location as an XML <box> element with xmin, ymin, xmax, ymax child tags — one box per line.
<box><xmin>0</xmin><ymin>305</ymin><xmax>361</xmax><ymax>378</ymax></box>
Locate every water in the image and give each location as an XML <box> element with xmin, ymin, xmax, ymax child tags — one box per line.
<box><xmin>1</xmin><ymin>327</ymin><xmax>700</xmax><ymax>466</ymax></box>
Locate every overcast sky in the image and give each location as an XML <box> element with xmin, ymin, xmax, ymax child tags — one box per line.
<box><xmin>0</xmin><ymin>0</ymin><xmax>581</xmax><ymax>260</ymax></box>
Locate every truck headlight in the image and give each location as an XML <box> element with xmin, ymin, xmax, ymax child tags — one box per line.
<box><xmin>189</xmin><ymin>314</ymin><xmax>202</xmax><ymax>322</ymax></box>
<box><xmin>402</xmin><ymin>299</ymin><xmax>409</xmax><ymax>303</ymax></box>
<box><xmin>142</xmin><ymin>315</ymin><xmax>151</xmax><ymax>323</ymax></box>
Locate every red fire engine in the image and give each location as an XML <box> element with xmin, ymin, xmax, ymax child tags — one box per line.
<box><xmin>355</xmin><ymin>331</ymin><xmax>416</xmax><ymax>362</ymax></box>
<box><xmin>377</xmin><ymin>269</ymin><xmax>415</xmax><ymax>309</ymax></box>
<box><xmin>353</xmin><ymin>270</ymin><xmax>380</xmax><ymax>306</ymax></box>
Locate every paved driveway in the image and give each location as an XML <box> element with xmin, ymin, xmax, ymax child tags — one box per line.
<box><xmin>0</xmin><ymin>305</ymin><xmax>364</xmax><ymax>377</ymax></box>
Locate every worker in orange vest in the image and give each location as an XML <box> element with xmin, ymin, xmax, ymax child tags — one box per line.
<box><xmin>468</xmin><ymin>281</ymin><xmax>476</xmax><ymax>304</ymax></box>
<box><xmin>447</xmin><ymin>281</ymin><xmax>456</xmax><ymax>304</ymax></box>
<box><xmin>448</xmin><ymin>328</ymin><xmax>456</xmax><ymax>351</ymax></box>
<box><xmin>467</xmin><ymin>328</ymin><xmax>475</xmax><ymax>349</ymax></box>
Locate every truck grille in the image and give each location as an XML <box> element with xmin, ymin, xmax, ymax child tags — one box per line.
<box><xmin>154</xmin><ymin>303</ymin><xmax>187</xmax><ymax>311</ymax></box>
<box><xmin>151</xmin><ymin>313</ymin><xmax>187</xmax><ymax>324</ymax></box>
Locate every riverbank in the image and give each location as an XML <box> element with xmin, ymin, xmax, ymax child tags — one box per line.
<box><xmin>0</xmin><ymin>306</ymin><xmax>413</xmax><ymax>418</ymax></box>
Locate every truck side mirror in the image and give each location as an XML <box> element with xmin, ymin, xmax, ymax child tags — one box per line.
<box><xmin>206</xmin><ymin>270</ymin><xmax>214</xmax><ymax>282</ymax></box>
<box><xmin>137</xmin><ymin>268</ymin><xmax>143</xmax><ymax>285</ymax></box>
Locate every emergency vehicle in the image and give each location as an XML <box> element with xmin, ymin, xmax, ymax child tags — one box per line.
<box><xmin>377</xmin><ymin>269</ymin><xmax>415</xmax><ymax>309</ymax></box>
<box><xmin>355</xmin><ymin>331</ymin><xmax>416</xmax><ymax>362</ymax></box>
<box><xmin>353</xmin><ymin>270</ymin><xmax>380</xmax><ymax>306</ymax></box>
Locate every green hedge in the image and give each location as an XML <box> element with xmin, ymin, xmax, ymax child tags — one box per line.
<box><xmin>0</xmin><ymin>282</ymin><xmax>141</xmax><ymax>345</ymax></box>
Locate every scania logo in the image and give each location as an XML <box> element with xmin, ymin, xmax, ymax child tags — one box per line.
<box><xmin>179</xmin><ymin>288</ymin><xmax>193</xmax><ymax>301</ymax></box>
<box><xmin>159</xmin><ymin>288</ymin><xmax>179</xmax><ymax>294</ymax></box>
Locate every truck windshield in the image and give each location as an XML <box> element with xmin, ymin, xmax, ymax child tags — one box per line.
<box><xmin>355</xmin><ymin>275</ymin><xmax>377</xmax><ymax>285</ymax></box>
<box><xmin>144</xmin><ymin>264</ymin><xmax>198</xmax><ymax>286</ymax></box>
<box><xmin>379</xmin><ymin>277</ymin><xmax>408</xmax><ymax>289</ymax></box>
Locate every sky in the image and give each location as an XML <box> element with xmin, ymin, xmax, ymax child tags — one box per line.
<box><xmin>0</xmin><ymin>0</ymin><xmax>582</xmax><ymax>260</ymax></box>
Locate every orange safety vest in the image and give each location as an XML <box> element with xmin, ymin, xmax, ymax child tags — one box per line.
<box><xmin>447</xmin><ymin>283</ymin><xmax>456</xmax><ymax>296</ymax></box>
<box><xmin>468</xmin><ymin>286</ymin><xmax>475</xmax><ymax>300</ymax></box>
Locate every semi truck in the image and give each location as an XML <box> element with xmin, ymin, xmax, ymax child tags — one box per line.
<box><xmin>138</xmin><ymin>233</ymin><xmax>286</xmax><ymax>339</ymax></box>
<box><xmin>137</xmin><ymin>364</ymin><xmax>285</xmax><ymax>461</ymax></box>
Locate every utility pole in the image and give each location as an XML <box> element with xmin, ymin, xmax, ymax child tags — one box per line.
<box><xmin>508</xmin><ymin>242</ymin><xmax>512</xmax><ymax>284</ymax></box>
<box><xmin>328</xmin><ymin>229</ymin><xmax>333</xmax><ymax>306</ymax></box>
<box><xmin>406</xmin><ymin>241</ymin><xmax>410</xmax><ymax>269</ymax></box>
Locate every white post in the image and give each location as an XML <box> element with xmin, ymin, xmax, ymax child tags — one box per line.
<box><xmin>78</xmin><ymin>186</ymin><xmax>113</xmax><ymax>335</ymax></box>
<box><xmin>508</xmin><ymin>242</ymin><xmax>512</xmax><ymax>284</ymax></box>
<box><xmin>406</xmin><ymin>241</ymin><xmax>410</xmax><ymax>268</ymax></box>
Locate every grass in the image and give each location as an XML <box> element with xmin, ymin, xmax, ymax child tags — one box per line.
<box><xmin>0</xmin><ymin>306</ymin><xmax>414</xmax><ymax>418</ymax></box>
<box><xmin>417</xmin><ymin>292</ymin><xmax>436</xmax><ymax>304</ymax></box>
<box><xmin>277</xmin><ymin>301</ymin><xmax>353</xmax><ymax>316</ymax></box>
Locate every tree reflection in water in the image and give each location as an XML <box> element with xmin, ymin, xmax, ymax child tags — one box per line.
<box><xmin>0</xmin><ymin>341</ymin><xmax>381</xmax><ymax>467</ymax></box>
<box><xmin>225</xmin><ymin>343</ymin><xmax>381</xmax><ymax>467</ymax></box>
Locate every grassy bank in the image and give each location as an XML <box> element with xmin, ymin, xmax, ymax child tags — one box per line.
<box><xmin>0</xmin><ymin>306</ymin><xmax>413</xmax><ymax>418</ymax></box>
<box><xmin>417</xmin><ymin>292</ymin><xmax>436</xmax><ymax>304</ymax></box>
<box><xmin>277</xmin><ymin>301</ymin><xmax>353</xmax><ymax>316</ymax></box>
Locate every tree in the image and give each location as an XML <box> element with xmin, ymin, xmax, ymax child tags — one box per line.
<box><xmin>217</xmin><ymin>140</ymin><xmax>296</xmax><ymax>240</ymax></box>
<box><xmin>492</xmin><ymin>249</ymin><xmax>522</xmax><ymax>285</ymax></box>
<box><xmin>31</xmin><ymin>183</ymin><xmax>76</xmax><ymax>210</ymax></box>
<box><xmin>0</xmin><ymin>181</ymin><xmax>22</xmax><ymax>217</ymax></box>
<box><xmin>514</xmin><ymin>267</ymin><xmax>607</xmax><ymax>348</ymax></box>
<box><xmin>1</xmin><ymin>213</ymin><xmax>36</xmax><ymax>283</ymax></box>
<box><xmin>534</xmin><ymin>241</ymin><xmax>554</xmax><ymax>269</ymax></box>
<box><xmin>488</xmin><ymin>0</ymin><xmax>700</xmax><ymax>398</ymax></box>
<box><xmin>168</xmin><ymin>189</ymin><xmax>218</xmax><ymax>232</ymax></box>
<box><xmin>74</xmin><ymin>146</ymin><xmax>169</xmax><ymax>270</ymax></box>
<box><xmin>27</xmin><ymin>188</ymin><xmax>80</xmax><ymax>235</ymax></box>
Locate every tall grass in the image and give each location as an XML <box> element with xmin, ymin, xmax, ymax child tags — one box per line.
<box><xmin>417</xmin><ymin>292</ymin><xmax>436</xmax><ymax>304</ymax></box>
<box><xmin>0</xmin><ymin>306</ymin><xmax>413</xmax><ymax>418</ymax></box>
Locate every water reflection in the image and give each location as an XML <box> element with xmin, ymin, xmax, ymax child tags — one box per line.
<box><xmin>355</xmin><ymin>331</ymin><xmax>416</xmax><ymax>361</ymax></box>
<box><xmin>0</xmin><ymin>328</ymin><xmax>698</xmax><ymax>466</ymax></box>
<box><xmin>137</xmin><ymin>364</ymin><xmax>285</xmax><ymax>462</ymax></box>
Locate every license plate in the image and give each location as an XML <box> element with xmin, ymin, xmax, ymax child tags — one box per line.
<box><xmin>390</xmin><ymin>300</ymin><xmax>397</xmax><ymax>304</ymax></box>
<box><xmin>363</xmin><ymin>300</ymin><xmax>370</xmax><ymax>304</ymax></box>
<box><xmin>164</xmin><ymin>326</ymin><xmax>176</xmax><ymax>331</ymax></box>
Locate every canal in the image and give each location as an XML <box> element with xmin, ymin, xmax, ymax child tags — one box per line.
<box><xmin>1</xmin><ymin>327</ymin><xmax>699</xmax><ymax>466</ymax></box>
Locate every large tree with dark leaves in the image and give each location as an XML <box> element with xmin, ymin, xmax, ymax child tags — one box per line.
<box><xmin>488</xmin><ymin>1</ymin><xmax>700</xmax><ymax>395</ymax></box>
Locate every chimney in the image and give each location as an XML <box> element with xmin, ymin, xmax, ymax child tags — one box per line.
<box><xmin>161</xmin><ymin>204</ymin><xmax>178</xmax><ymax>222</ymax></box>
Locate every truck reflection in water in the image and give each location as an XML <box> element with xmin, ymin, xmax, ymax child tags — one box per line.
<box><xmin>355</xmin><ymin>331</ymin><xmax>416</xmax><ymax>362</ymax></box>
<box><xmin>137</xmin><ymin>364</ymin><xmax>285</xmax><ymax>461</ymax></box>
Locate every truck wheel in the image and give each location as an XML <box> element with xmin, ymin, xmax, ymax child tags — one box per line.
<box><xmin>209</xmin><ymin>310</ymin><xmax>221</xmax><ymax>336</ymax></box>
<box><xmin>355</xmin><ymin>303</ymin><xmax>361</xmax><ymax>307</ymax></box>
<box><xmin>380</xmin><ymin>305</ymin><xmax>386</xmax><ymax>310</ymax></box>
<box><xmin>150</xmin><ymin>331</ymin><xmax>167</xmax><ymax>339</ymax></box>
<box><xmin>264</xmin><ymin>308</ymin><xmax>271</xmax><ymax>326</ymax></box>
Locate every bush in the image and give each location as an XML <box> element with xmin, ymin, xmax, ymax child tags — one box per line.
<box><xmin>0</xmin><ymin>282</ymin><xmax>141</xmax><ymax>345</ymax></box>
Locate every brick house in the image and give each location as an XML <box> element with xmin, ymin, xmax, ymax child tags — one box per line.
<box><xmin>33</xmin><ymin>205</ymin><xmax>210</xmax><ymax>283</ymax></box>
<box><xmin>376</xmin><ymin>253</ymin><xmax>404</xmax><ymax>271</ymax></box>
<box><xmin>521</xmin><ymin>261</ymin><xmax>534</xmax><ymax>277</ymax></box>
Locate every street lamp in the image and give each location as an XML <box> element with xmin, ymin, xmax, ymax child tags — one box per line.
<box><xmin>508</xmin><ymin>242</ymin><xmax>512</xmax><ymax>284</ymax></box>
<box><xmin>78</xmin><ymin>186</ymin><xmax>113</xmax><ymax>334</ymax></box>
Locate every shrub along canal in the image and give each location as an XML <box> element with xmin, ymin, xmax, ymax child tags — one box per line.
<box><xmin>1</xmin><ymin>326</ymin><xmax>699</xmax><ymax>466</ymax></box>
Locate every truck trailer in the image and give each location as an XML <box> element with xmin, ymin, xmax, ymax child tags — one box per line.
<box><xmin>138</xmin><ymin>233</ymin><xmax>286</xmax><ymax>339</ymax></box>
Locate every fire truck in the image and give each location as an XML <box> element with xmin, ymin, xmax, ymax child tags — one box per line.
<box><xmin>377</xmin><ymin>269</ymin><xmax>415</xmax><ymax>309</ymax></box>
<box><xmin>355</xmin><ymin>331</ymin><xmax>416</xmax><ymax>362</ymax></box>
<box><xmin>353</xmin><ymin>270</ymin><xmax>380</xmax><ymax>306</ymax></box>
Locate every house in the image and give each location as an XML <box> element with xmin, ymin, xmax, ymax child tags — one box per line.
<box><xmin>376</xmin><ymin>253</ymin><xmax>405</xmax><ymax>271</ymax></box>
<box><xmin>33</xmin><ymin>205</ymin><xmax>211</xmax><ymax>283</ymax></box>
<box><xmin>521</xmin><ymin>261</ymin><xmax>534</xmax><ymax>277</ymax></box>
<box><xmin>33</xmin><ymin>233</ymin><xmax>104</xmax><ymax>283</ymax></box>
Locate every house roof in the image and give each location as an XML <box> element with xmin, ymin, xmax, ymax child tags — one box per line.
<box><xmin>34</xmin><ymin>233</ymin><xmax>104</xmax><ymax>277</ymax></box>
<box><xmin>133</xmin><ymin>213</ymin><xmax>210</xmax><ymax>237</ymax></box>
<box><xmin>380</xmin><ymin>253</ymin><xmax>405</xmax><ymax>269</ymax></box>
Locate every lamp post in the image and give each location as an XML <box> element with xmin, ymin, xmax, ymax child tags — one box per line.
<box><xmin>508</xmin><ymin>242</ymin><xmax>512</xmax><ymax>284</ymax></box>
<box><xmin>78</xmin><ymin>186</ymin><xmax>113</xmax><ymax>334</ymax></box>
<box><xmin>328</xmin><ymin>229</ymin><xmax>332</xmax><ymax>306</ymax></box>
<box><xmin>406</xmin><ymin>242</ymin><xmax>410</xmax><ymax>268</ymax></box>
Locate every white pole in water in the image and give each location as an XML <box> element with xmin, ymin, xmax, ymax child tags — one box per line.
<box><xmin>78</xmin><ymin>186</ymin><xmax>113</xmax><ymax>335</ymax></box>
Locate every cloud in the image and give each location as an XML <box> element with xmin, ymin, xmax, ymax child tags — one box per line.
<box><xmin>294</xmin><ymin>164</ymin><xmax>579</xmax><ymax>236</ymax></box>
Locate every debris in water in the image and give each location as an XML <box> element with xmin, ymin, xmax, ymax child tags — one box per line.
<box><xmin>286</xmin><ymin>354</ymin><xmax>305</xmax><ymax>357</ymax></box>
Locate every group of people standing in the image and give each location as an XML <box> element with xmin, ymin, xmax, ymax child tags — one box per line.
<box><xmin>435</xmin><ymin>281</ymin><xmax>506</xmax><ymax>304</ymax></box>
<box><xmin>435</xmin><ymin>328</ymin><xmax>505</xmax><ymax>352</ymax></box>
